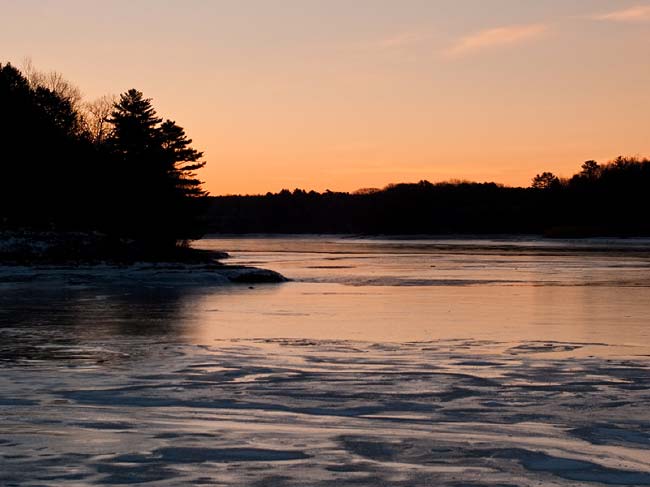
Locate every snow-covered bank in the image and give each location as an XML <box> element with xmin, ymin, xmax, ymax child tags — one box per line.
<box><xmin>0</xmin><ymin>263</ymin><xmax>287</xmax><ymax>287</ymax></box>
<box><xmin>0</xmin><ymin>232</ymin><xmax>287</xmax><ymax>285</ymax></box>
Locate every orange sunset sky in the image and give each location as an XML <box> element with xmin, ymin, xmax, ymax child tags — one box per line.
<box><xmin>3</xmin><ymin>0</ymin><xmax>650</xmax><ymax>195</ymax></box>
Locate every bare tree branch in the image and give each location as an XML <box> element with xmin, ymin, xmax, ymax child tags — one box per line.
<box><xmin>82</xmin><ymin>94</ymin><xmax>117</xmax><ymax>144</ymax></box>
<box><xmin>21</xmin><ymin>57</ymin><xmax>83</xmax><ymax>108</ymax></box>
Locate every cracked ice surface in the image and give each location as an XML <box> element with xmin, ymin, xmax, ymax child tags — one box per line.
<box><xmin>2</xmin><ymin>338</ymin><xmax>650</xmax><ymax>486</ymax></box>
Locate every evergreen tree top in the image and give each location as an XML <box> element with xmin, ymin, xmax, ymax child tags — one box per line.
<box><xmin>111</xmin><ymin>89</ymin><xmax>162</xmax><ymax>128</ymax></box>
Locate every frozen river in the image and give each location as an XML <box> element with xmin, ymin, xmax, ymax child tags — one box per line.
<box><xmin>1</xmin><ymin>236</ymin><xmax>650</xmax><ymax>486</ymax></box>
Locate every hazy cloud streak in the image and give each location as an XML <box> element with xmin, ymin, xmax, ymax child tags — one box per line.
<box><xmin>444</xmin><ymin>24</ymin><xmax>547</xmax><ymax>58</ymax></box>
<box><xmin>592</xmin><ymin>5</ymin><xmax>650</xmax><ymax>22</ymax></box>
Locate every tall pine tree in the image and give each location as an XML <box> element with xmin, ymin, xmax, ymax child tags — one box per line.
<box><xmin>107</xmin><ymin>89</ymin><xmax>208</xmax><ymax>246</ymax></box>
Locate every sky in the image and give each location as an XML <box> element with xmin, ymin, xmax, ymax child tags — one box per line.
<box><xmin>2</xmin><ymin>0</ymin><xmax>650</xmax><ymax>195</ymax></box>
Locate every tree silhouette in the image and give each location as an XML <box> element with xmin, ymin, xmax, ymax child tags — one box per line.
<box><xmin>531</xmin><ymin>172</ymin><xmax>560</xmax><ymax>190</ymax></box>
<box><xmin>107</xmin><ymin>89</ymin><xmax>208</xmax><ymax>245</ymax></box>
<box><xmin>109</xmin><ymin>89</ymin><xmax>162</xmax><ymax>157</ymax></box>
<box><xmin>580</xmin><ymin>160</ymin><xmax>600</xmax><ymax>179</ymax></box>
<box><xmin>159</xmin><ymin>120</ymin><xmax>206</xmax><ymax>198</ymax></box>
<box><xmin>1</xmin><ymin>63</ymin><xmax>209</xmax><ymax>257</ymax></box>
<box><xmin>0</xmin><ymin>62</ymin><xmax>91</xmax><ymax>228</ymax></box>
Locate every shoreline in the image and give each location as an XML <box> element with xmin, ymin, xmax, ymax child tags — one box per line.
<box><xmin>0</xmin><ymin>262</ymin><xmax>287</xmax><ymax>286</ymax></box>
<box><xmin>0</xmin><ymin>231</ymin><xmax>287</xmax><ymax>285</ymax></box>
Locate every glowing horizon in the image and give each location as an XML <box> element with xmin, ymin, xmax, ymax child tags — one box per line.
<box><xmin>3</xmin><ymin>0</ymin><xmax>650</xmax><ymax>195</ymax></box>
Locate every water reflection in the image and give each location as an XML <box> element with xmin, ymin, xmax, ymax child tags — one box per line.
<box><xmin>2</xmin><ymin>236</ymin><xmax>650</xmax><ymax>365</ymax></box>
<box><xmin>0</xmin><ymin>284</ymin><xmax>261</xmax><ymax>364</ymax></box>
<box><xmin>191</xmin><ymin>237</ymin><xmax>650</xmax><ymax>354</ymax></box>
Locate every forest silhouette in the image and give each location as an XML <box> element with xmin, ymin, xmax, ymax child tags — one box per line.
<box><xmin>208</xmin><ymin>157</ymin><xmax>650</xmax><ymax>236</ymax></box>
<box><xmin>0</xmin><ymin>62</ymin><xmax>208</xmax><ymax>260</ymax></box>
<box><xmin>2</xmin><ymin>61</ymin><xmax>650</xmax><ymax>255</ymax></box>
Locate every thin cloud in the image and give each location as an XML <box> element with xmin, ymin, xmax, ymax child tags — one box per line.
<box><xmin>592</xmin><ymin>5</ymin><xmax>650</xmax><ymax>22</ymax></box>
<box><xmin>444</xmin><ymin>23</ymin><xmax>547</xmax><ymax>58</ymax></box>
<box><xmin>354</xmin><ymin>32</ymin><xmax>428</xmax><ymax>51</ymax></box>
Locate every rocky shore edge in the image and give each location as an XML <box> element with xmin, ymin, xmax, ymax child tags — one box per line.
<box><xmin>0</xmin><ymin>231</ymin><xmax>287</xmax><ymax>286</ymax></box>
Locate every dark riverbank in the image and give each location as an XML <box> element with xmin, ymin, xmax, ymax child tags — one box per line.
<box><xmin>0</xmin><ymin>231</ymin><xmax>286</xmax><ymax>285</ymax></box>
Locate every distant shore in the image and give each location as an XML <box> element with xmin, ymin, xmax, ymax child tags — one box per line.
<box><xmin>205</xmin><ymin>158</ymin><xmax>650</xmax><ymax>237</ymax></box>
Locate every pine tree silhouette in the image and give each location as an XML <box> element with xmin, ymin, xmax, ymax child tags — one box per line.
<box><xmin>107</xmin><ymin>89</ymin><xmax>208</xmax><ymax>245</ymax></box>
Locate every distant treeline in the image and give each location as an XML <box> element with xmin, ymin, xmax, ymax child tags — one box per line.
<box><xmin>3</xmin><ymin>61</ymin><xmax>650</xmax><ymax>244</ymax></box>
<box><xmin>207</xmin><ymin>158</ymin><xmax>650</xmax><ymax>236</ymax></box>
<box><xmin>0</xmin><ymin>61</ymin><xmax>208</xmax><ymax>255</ymax></box>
